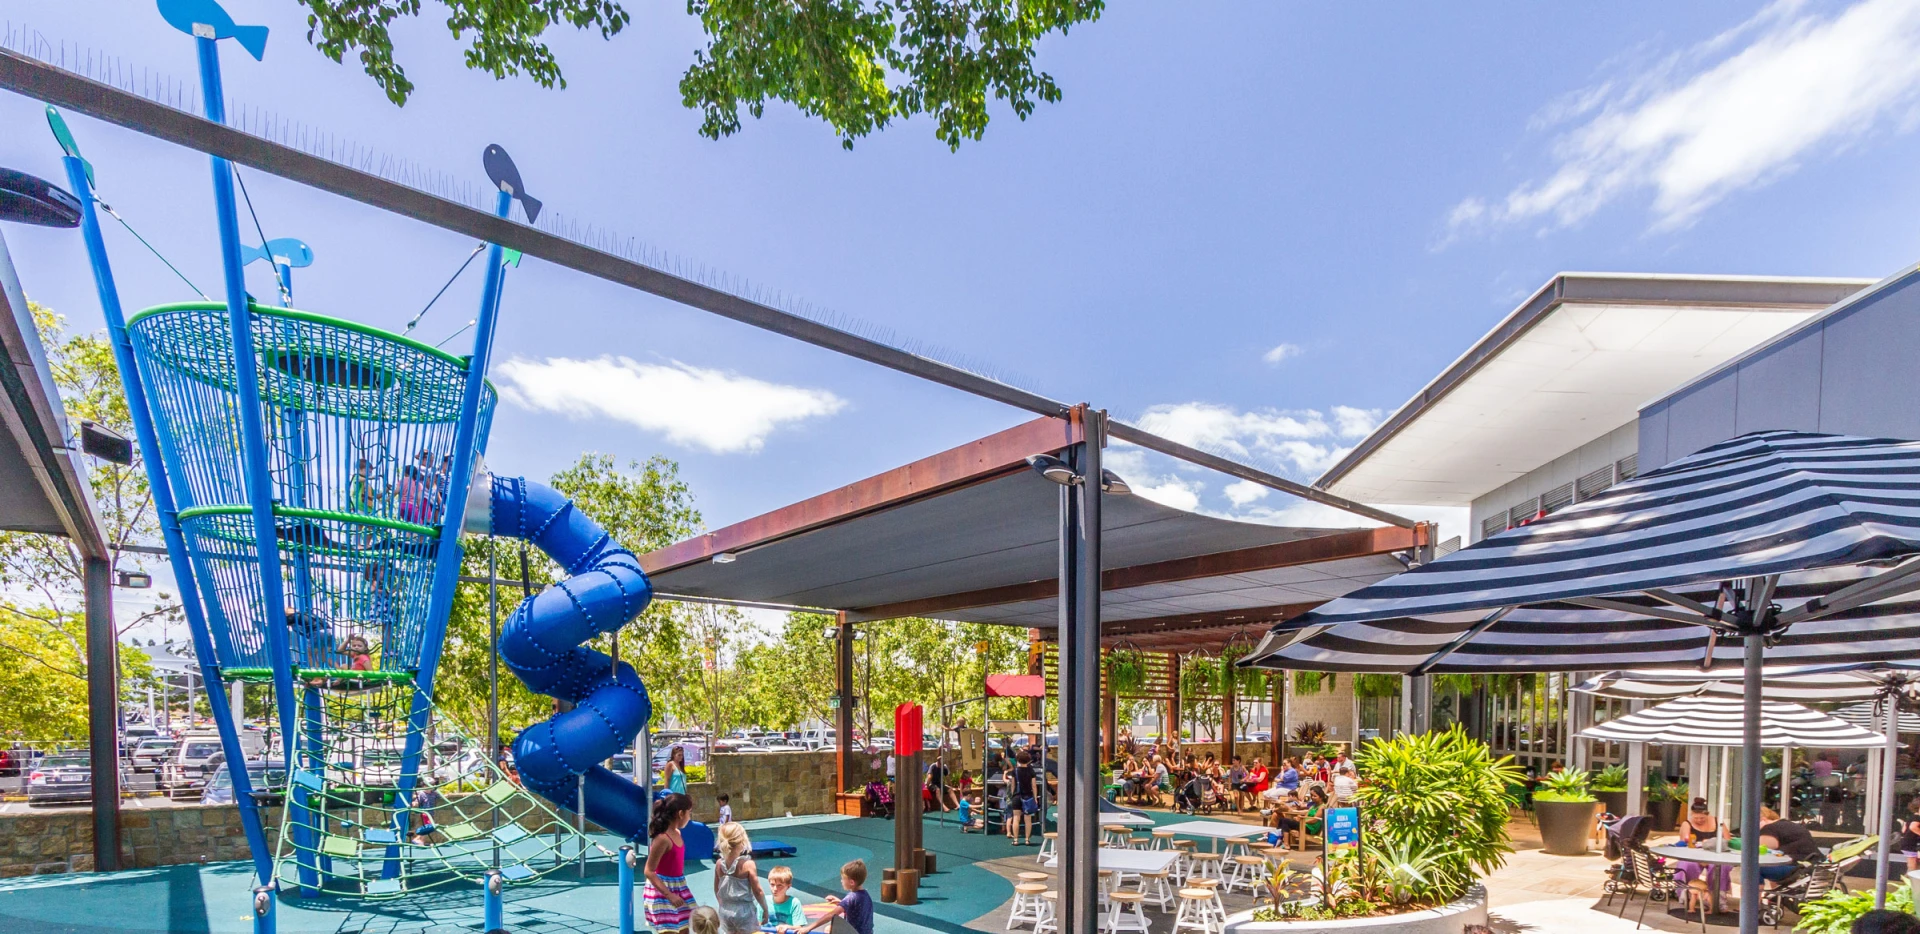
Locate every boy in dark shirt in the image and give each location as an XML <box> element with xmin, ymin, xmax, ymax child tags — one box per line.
<box><xmin>800</xmin><ymin>859</ymin><xmax>872</xmax><ymax>934</ymax></box>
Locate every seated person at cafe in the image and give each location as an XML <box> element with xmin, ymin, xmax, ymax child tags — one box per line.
<box><xmin>1756</xmin><ymin>805</ymin><xmax>1821</xmax><ymax>884</ymax></box>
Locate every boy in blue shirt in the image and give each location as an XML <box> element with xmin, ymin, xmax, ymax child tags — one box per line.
<box><xmin>799</xmin><ymin>860</ymin><xmax>871</xmax><ymax>934</ymax></box>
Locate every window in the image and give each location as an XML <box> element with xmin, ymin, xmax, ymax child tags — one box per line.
<box><xmin>1510</xmin><ymin>496</ymin><xmax>1542</xmax><ymax>526</ymax></box>
<box><xmin>1576</xmin><ymin>465</ymin><xmax>1614</xmax><ymax>501</ymax></box>
<box><xmin>1541</xmin><ymin>483</ymin><xmax>1574</xmax><ymax>514</ymax></box>
<box><xmin>1616</xmin><ymin>453</ymin><xmax>1638</xmax><ymax>481</ymax></box>
<box><xmin>1482</xmin><ymin>512</ymin><xmax>1509</xmax><ymax>540</ymax></box>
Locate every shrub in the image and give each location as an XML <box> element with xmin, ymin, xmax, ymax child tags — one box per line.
<box><xmin>1532</xmin><ymin>769</ymin><xmax>1595</xmax><ymax>803</ymax></box>
<box><xmin>1794</xmin><ymin>885</ymin><xmax>1913</xmax><ymax>933</ymax></box>
<box><xmin>1351</xmin><ymin>726</ymin><xmax>1525</xmax><ymax>898</ymax></box>
<box><xmin>1591</xmin><ymin>764</ymin><xmax>1629</xmax><ymax>792</ymax></box>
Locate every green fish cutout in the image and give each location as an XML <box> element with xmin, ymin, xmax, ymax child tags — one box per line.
<box><xmin>502</xmin><ymin>248</ymin><xmax>523</xmax><ymax>268</ymax></box>
<box><xmin>46</xmin><ymin>107</ymin><xmax>94</xmax><ymax>188</ymax></box>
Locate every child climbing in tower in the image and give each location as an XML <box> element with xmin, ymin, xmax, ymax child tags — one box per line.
<box><xmin>341</xmin><ymin>632</ymin><xmax>374</xmax><ymax>671</ymax></box>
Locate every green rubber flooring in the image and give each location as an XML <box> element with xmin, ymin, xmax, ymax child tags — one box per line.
<box><xmin>0</xmin><ymin>815</ymin><xmax>1021</xmax><ymax>934</ymax></box>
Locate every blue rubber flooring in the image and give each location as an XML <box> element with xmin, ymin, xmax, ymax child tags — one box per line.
<box><xmin>0</xmin><ymin>816</ymin><xmax>1017</xmax><ymax>934</ymax></box>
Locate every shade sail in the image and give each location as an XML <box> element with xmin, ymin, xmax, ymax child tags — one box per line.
<box><xmin>985</xmin><ymin>674</ymin><xmax>1046</xmax><ymax>698</ymax></box>
<box><xmin>1270</xmin><ymin>431</ymin><xmax>1920</xmax><ymax>630</ymax></box>
<box><xmin>1247</xmin><ymin>565</ymin><xmax>1920</xmax><ymax>673</ymax></box>
<box><xmin>1832</xmin><ymin>702</ymin><xmax>1920</xmax><ymax>732</ymax></box>
<box><xmin>1579</xmin><ymin>696</ymin><xmax>1883</xmax><ymax>748</ymax></box>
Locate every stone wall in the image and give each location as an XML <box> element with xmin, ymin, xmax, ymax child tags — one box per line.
<box><xmin>684</xmin><ymin>750</ymin><xmax>885</xmax><ymax>823</ymax></box>
<box><xmin>0</xmin><ymin>804</ymin><xmax>279</xmax><ymax>877</ymax></box>
<box><xmin>1174</xmin><ymin>742</ymin><xmax>1282</xmax><ymax>765</ymax></box>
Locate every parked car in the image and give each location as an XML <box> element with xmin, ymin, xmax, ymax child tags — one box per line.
<box><xmin>201</xmin><ymin>757</ymin><xmax>286</xmax><ymax>806</ymax></box>
<box><xmin>129</xmin><ymin>738</ymin><xmax>176</xmax><ymax>774</ymax></box>
<box><xmin>164</xmin><ymin>732</ymin><xmax>262</xmax><ymax>795</ymax></box>
<box><xmin>25</xmin><ymin>755</ymin><xmax>124</xmax><ymax>806</ymax></box>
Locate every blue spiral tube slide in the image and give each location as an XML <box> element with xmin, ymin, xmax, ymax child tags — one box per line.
<box><xmin>486</xmin><ymin>474</ymin><xmax>658</xmax><ymax>839</ymax></box>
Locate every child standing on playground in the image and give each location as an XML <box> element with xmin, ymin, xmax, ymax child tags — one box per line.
<box><xmin>663</xmin><ymin>745</ymin><xmax>690</xmax><ymax>796</ymax></box>
<box><xmin>765</xmin><ymin>866</ymin><xmax>806</xmax><ymax>932</ymax></box>
<box><xmin>713</xmin><ymin>822</ymin><xmax>769</xmax><ymax>934</ymax></box>
<box><xmin>644</xmin><ymin>793</ymin><xmax>697</xmax><ymax>932</ymax></box>
<box><xmin>717</xmin><ymin>792</ymin><xmax>733</xmax><ymax>824</ymax></box>
<box><xmin>797</xmin><ymin>860</ymin><xmax>872</xmax><ymax>934</ymax></box>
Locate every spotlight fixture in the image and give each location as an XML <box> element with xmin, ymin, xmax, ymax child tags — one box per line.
<box><xmin>711</xmin><ymin>553</ymin><xmax>737</xmax><ymax>565</ymax></box>
<box><xmin>80</xmin><ymin>420</ymin><xmax>134</xmax><ymax>465</ymax></box>
<box><xmin>116</xmin><ymin>570</ymin><xmax>152</xmax><ymax>589</ymax></box>
<box><xmin>1025</xmin><ymin>454</ymin><xmax>1081</xmax><ymax>486</ymax></box>
<box><xmin>1099</xmin><ymin>469</ymin><xmax>1131</xmax><ymax>495</ymax></box>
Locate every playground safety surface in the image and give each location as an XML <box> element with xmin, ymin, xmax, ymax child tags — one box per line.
<box><xmin>0</xmin><ymin>815</ymin><xmax>1018</xmax><ymax>934</ymax></box>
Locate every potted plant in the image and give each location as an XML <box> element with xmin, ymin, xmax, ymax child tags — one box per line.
<box><xmin>1591</xmin><ymin>764</ymin><xmax>1630</xmax><ymax>817</ymax></box>
<box><xmin>1532</xmin><ymin>769</ymin><xmax>1601</xmax><ymax>855</ymax></box>
<box><xmin>1646</xmin><ymin>776</ymin><xmax>1685</xmax><ymax>828</ymax></box>
<box><xmin>836</xmin><ymin>785</ymin><xmax>869</xmax><ymax>817</ymax></box>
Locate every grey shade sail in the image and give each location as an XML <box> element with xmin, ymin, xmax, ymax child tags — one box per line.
<box><xmin>1579</xmin><ymin>696</ymin><xmax>1883</xmax><ymax>748</ymax></box>
<box><xmin>1247</xmin><ymin>565</ymin><xmax>1920</xmax><ymax>673</ymax></box>
<box><xmin>1264</xmin><ymin>431</ymin><xmax>1920</xmax><ymax>630</ymax></box>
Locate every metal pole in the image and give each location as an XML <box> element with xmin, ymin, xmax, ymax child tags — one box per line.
<box><xmin>1060</xmin><ymin>409</ymin><xmax>1103</xmax><ymax>934</ymax></box>
<box><xmin>836</xmin><ymin>614</ymin><xmax>855</xmax><ymax>796</ymax></box>
<box><xmin>1738</xmin><ymin>632</ymin><xmax>1764</xmax><ymax>934</ymax></box>
<box><xmin>619</xmin><ymin>845</ymin><xmax>637</xmax><ymax>934</ymax></box>
<box><xmin>484</xmin><ymin>870</ymin><xmax>505</xmax><ymax>934</ymax></box>
<box><xmin>84</xmin><ymin>557</ymin><xmax>120</xmax><ymax>870</ymax></box>
<box><xmin>1876</xmin><ymin>694</ymin><xmax>1900</xmax><ymax>907</ymax></box>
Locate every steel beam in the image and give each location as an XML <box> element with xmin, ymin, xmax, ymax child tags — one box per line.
<box><xmin>1058</xmin><ymin>411</ymin><xmax>1103</xmax><ymax>934</ymax></box>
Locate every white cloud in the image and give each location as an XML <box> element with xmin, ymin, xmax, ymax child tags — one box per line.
<box><xmin>1261</xmin><ymin>342</ymin><xmax>1304</xmax><ymax>365</ymax></box>
<box><xmin>1132</xmin><ymin>402</ymin><xmax>1383</xmax><ymax>476</ymax></box>
<box><xmin>1451</xmin><ymin>0</ymin><xmax>1920</xmax><ymax>232</ymax></box>
<box><xmin>1223</xmin><ymin>479</ymin><xmax>1270</xmax><ymax>507</ymax></box>
<box><xmin>497</xmin><ymin>355</ymin><xmax>846</xmax><ymax>453</ymax></box>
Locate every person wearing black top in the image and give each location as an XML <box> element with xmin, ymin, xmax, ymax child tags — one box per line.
<box><xmin>1008</xmin><ymin>750</ymin><xmax>1038</xmax><ymax>846</ymax></box>
<box><xmin>1757</xmin><ymin>805</ymin><xmax>1820</xmax><ymax>883</ymax></box>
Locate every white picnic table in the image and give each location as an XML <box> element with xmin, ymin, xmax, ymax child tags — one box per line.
<box><xmin>1156</xmin><ymin>819</ymin><xmax>1265</xmax><ymax>854</ymax></box>
<box><xmin>1045</xmin><ymin>848</ymin><xmax>1180</xmax><ymax>873</ymax></box>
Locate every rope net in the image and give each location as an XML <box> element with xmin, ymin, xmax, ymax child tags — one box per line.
<box><xmin>271</xmin><ymin>682</ymin><xmax>609</xmax><ymax>897</ymax></box>
<box><xmin>127</xmin><ymin>301</ymin><xmax>497</xmax><ymax>673</ymax></box>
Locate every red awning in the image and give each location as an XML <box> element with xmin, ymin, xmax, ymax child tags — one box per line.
<box><xmin>986</xmin><ymin>674</ymin><xmax>1046</xmax><ymax>698</ymax></box>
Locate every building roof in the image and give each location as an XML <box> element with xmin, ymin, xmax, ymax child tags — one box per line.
<box><xmin>1313</xmin><ymin>273</ymin><xmax>1872</xmax><ymax>508</ymax></box>
<box><xmin>0</xmin><ymin>230</ymin><xmax>105</xmax><ymax>557</ymax></box>
<box><xmin>639</xmin><ymin>412</ymin><xmax>1425</xmax><ymax>650</ymax></box>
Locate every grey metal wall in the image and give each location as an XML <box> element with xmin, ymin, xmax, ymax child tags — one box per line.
<box><xmin>1640</xmin><ymin>264</ymin><xmax>1920</xmax><ymax>470</ymax></box>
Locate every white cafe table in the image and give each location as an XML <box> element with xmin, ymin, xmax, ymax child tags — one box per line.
<box><xmin>1647</xmin><ymin>843</ymin><xmax>1791</xmax><ymax>916</ymax></box>
<box><xmin>1044</xmin><ymin>848</ymin><xmax>1181</xmax><ymax>874</ymax></box>
<box><xmin>1155</xmin><ymin>819</ymin><xmax>1265</xmax><ymax>854</ymax></box>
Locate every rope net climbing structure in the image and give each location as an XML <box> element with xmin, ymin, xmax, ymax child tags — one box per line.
<box><xmin>268</xmin><ymin>681</ymin><xmax>608</xmax><ymax>897</ymax></box>
<box><xmin>128</xmin><ymin>301</ymin><xmax>496</xmax><ymax>673</ymax></box>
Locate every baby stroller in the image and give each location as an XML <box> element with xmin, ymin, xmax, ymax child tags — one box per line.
<box><xmin>864</xmin><ymin>780</ymin><xmax>895</xmax><ymax>819</ymax></box>
<box><xmin>1174</xmin><ymin>775</ymin><xmax>1208</xmax><ymax>814</ymax></box>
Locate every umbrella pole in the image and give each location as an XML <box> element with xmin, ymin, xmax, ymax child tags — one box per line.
<box><xmin>1876</xmin><ymin>694</ymin><xmax>1899</xmax><ymax>908</ymax></box>
<box><xmin>1738</xmin><ymin>632</ymin><xmax>1764</xmax><ymax>934</ymax></box>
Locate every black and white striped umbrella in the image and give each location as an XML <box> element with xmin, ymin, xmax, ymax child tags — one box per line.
<box><xmin>1579</xmin><ymin>696</ymin><xmax>1883</xmax><ymax>747</ymax></box>
<box><xmin>1575</xmin><ymin>667</ymin><xmax>1890</xmax><ymax>702</ymax></box>
<box><xmin>1241</xmin><ymin>431</ymin><xmax>1920</xmax><ymax>929</ymax></box>
<box><xmin>1250</xmin><ymin>431</ymin><xmax>1920</xmax><ymax>641</ymax></box>
<box><xmin>1831</xmin><ymin>702</ymin><xmax>1920</xmax><ymax>733</ymax></box>
<box><xmin>1251</xmin><ymin>565</ymin><xmax>1920</xmax><ymax>673</ymax></box>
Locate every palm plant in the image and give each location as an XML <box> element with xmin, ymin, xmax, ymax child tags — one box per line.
<box><xmin>1532</xmin><ymin>768</ymin><xmax>1595</xmax><ymax>803</ymax></box>
<box><xmin>1368</xmin><ymin>835</ymin><xmax>1466</xmax><ymax>905</ymax></box>
<box><xmin>1351</xmin><ymin>726</ymin><xmax>1526</xmax><ymax>897</ymax></box>
<box><xmin>1591</xmin><ymin>764</ymin><xmax>1629</xmax><ymax>791</ymax></box>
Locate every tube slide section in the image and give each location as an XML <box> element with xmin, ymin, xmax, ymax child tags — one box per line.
<box><xmin>488</xmin><ymin>474</ymin><xmax>655</xmax><ymax>839</ymax></box>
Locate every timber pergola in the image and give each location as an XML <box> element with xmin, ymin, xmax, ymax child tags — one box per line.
<box><xmin>639</xmin><ymin>408</ymin><xmax>1428</xmax><ymax>790</ymax></box>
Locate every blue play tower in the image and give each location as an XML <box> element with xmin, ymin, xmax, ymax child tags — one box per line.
<box><xmin>56</xmin><ymin>1</ymin><xmax>677</xmax><ymax>925</ymax></box>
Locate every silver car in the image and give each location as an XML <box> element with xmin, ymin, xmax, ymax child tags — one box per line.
<box><xmin>129</xmin><ymin>738</ymin><xmax>175</xmax><ymax>774</ymax></box>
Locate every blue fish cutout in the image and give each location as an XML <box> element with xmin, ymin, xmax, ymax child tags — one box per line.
<box><xmin>482</xmin><ymin>145</ymin><xmax>542</xmax><ymax>223</ymax></box>
<box><xmin>156</xmin><ymin>0</ymin><xmax>269</xmax><ymax>61</ymax></box>
<box><xmin>241</xmin><ymin>237</ymin><xmax>314</xmax><ymax>269</ymax></box>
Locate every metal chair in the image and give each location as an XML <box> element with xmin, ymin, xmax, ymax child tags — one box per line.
<box><xmin>1761</xmin><ymin>860</ymin><xmax>1840</xmax><ymax>929</ymax></box>
<box><xmin>1627</xmin><ymin>846</ymin><xmax>1678</xmax><ymax>931</ymax></box>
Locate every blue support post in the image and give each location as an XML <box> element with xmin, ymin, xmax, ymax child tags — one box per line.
<box><xmin>253</xmin><ymin>885</ymin><xmax>276</xmax><ymax>934</ymax></box>
<box><xmin>484</xmin><ymin>870</ymin><xmax>505</xmax><ymax>934</ymax></box>
<box><xmin>194</xmin><ymin>34</ymin><xmax>298</xmax><ymax>771</ymax></box>
<box><xmin>619</xmin><ymin>845</ymin><xmax>636</xmax><ymax>934</ymax></box>
<box><xmin>62</xmin><ymin>150</ymin><xmax>276</xmax><ymax>888</ymax></box>
<box><xmin>387</xmin><ymin>189</ymin><xmax>514</xmax><ymax>874</ymax></box>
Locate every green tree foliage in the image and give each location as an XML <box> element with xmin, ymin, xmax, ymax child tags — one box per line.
<box><xmin>292</xmin><ymin>1</ymin><xmax>1103</xmax><ymax>149</ymax></box>
<box><xmin>0</xmin><ymin>305</ymin><xmax>168</xmax><ymax>742</ymax></box>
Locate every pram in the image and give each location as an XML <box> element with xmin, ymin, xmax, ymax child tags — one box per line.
<box><xmin>865</xmin><ymin>780</ymin><xmax>894</xmax><ymax>819</ymax></box>
<box><xmin>1174</xmin><ymin>775</ymin><xmax>1213</xmax><ymax>814</ymax></box>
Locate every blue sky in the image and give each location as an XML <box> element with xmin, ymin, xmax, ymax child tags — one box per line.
<box><xmin>9</xmin><ymin>0</ymin><xmax>1920</xmax><ymax>550</ymax></box>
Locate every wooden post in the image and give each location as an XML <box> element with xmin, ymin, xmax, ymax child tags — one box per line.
<box><xmin>1102</xmin><ymin>670</ymin><xmax>1117</xmax><ymax>762</ymax></box>
<box><xmin>1222</xmin><ymin>654</ymin><xmax>1237</xmax><ymax>761</ymax></box>
<box><xmin>1270</xmin><ymin>675</ymin><xmax>1283</xmax><ymax>768</ymax></box>
<box><xmin>836</xmin><ymin>613</ymin><xmax>854</xmax><ymax>797</ymax></box>
<box><xmin>1168</xmin><ymin>653</ymin><xmax>1181</xmax><ymax>748</ymax></box>
<box><xmin>1027</xmin><ymin>633</ymin><xmax>1044</xmax><ymax>721</ymax></box>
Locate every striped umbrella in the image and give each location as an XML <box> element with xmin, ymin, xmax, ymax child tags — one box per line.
<box><xmin>1579</xmin><ymin>696</ymin><xmax>1883</xmax><ymax>747</ymax></box>
<box><xmin>1244</xmin><ymin>431</ymin><xmax>1920</xmax><ymax>929</ymax></box>
<box><xmin>1573</xmin><ymin>666</ymin><xmax>1899</xmax><ymax>703</ymax></box>
<box><xmin>1832</xmin><ymin>702</ymin><xmax>1920</xmax><ymax>733</ymax></box>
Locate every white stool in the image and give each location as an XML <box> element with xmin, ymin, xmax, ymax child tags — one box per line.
<box><xmin>1008</xmin><ymin>882</ymin><xmax>1048</xmax><ymax>929</ymax></box>
<box><xmin>1173</xmin><ymin>888</ymin><xmax>1217</xmax><ymax>934</ymax></box>
<box><xmin>1188</xmin><ymin>878</ymin><xmax>1227</xmax><ymax>927</ymax></box>
<box><xmin>1139</xmin><ymin>869</ymin><xmax>1175</xmax><ymax>912</ymax></box>
<box><xmin>1036</xmin><ymin>831</ymin><xmax>1057</xmax><ymax>864</ymax></box>
<box><xmin>1035</xmin><ymin>891</ymin><xmax>1059</xmax><ymax>934</ymax></box>
<box><xmin>1225</xmin><ymin>854</ymin><xmax>1265</xmax><ymax>894</ymax></box>
<box><xmin>1186</xmin><ymin>852</ymin><xmax>1223</xmax><ymax>883</ymax></box>
<box><xmin>1098</xmin><ymin>869</ymin><xmax>1116</xmax><ymax>909</ymax></box>
<box><xmin>1106</xmin><ymin>891</ymin><xmax>1151</xmax><ymax>934</ymax></box>
<box><xmin>1150</xmin><ymin>829</ymin><xmax>1176</xmax><ymax>851</ymax></box>
<box><xmin>1103</xmin><ymin>824</ymin><xmax>1130</xmax><ymax>847</ymax></box>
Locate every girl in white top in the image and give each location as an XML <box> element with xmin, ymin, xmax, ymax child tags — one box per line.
<box><xmin>712</xmin><ymin>823</ymin><xmax>769</xmax><ymax>934</ymax></box>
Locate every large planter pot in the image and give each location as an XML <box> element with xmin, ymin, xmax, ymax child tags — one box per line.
<box><xmin>1223</xmin><ymin>883</ymin><xmax>1488</xmax><ymax>933</ymax></box>
<box><xmin>1536</xmin><ymin>799</ymin><xmax>1601</xmax><ymax>855</ymax></box>
<box><xmin>1646</xmin><ymin>799</ymin><xmax>1681</xmax><ymax>829</ymax></box>
<box><xmin>1596</xmin><ymin>790</ymin><xmax>1628</xmax><ymax>817</ymax></box>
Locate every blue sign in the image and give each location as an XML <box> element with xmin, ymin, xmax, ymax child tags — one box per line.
<box><xmin>1326</xmin><ymin>807</ymin><xmax>1360</xmax><ymax>848</ymax></box>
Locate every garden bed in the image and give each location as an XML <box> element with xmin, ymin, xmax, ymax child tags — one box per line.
<box><xmin>1223</xmin><ymin>884</ymin><xmax>1487</xmax><ymax>933</ymax></box>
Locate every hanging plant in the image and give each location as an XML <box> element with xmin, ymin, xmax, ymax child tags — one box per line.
<box><xmin>1294</xmin><ymin>671</ymin><xmax>1336</xmax><ymax>695</ymax></box>
<box><xmin>1181</xmin><ymin>656</ymin><xmax>1220</xmax><ymax>697</ymax></box>
<box><xmin>1433</xmin><ymin>673</ymin><xmax>1475</xmax><ymax>696</ymax></box>
<box><xmin>1105</xmin><ymin>649</ymin><xmax>1147</xmax><ymax>695</ymax></box>
<box><xmin>1352</xmin><ymin>673</ymin><xmax>1401</xmax><ymax>699</ymax></box>
<box><xmin>1216</xmin><ymin>645</ymin><xmax>1267</xmax><ymax>695</ymax></box>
